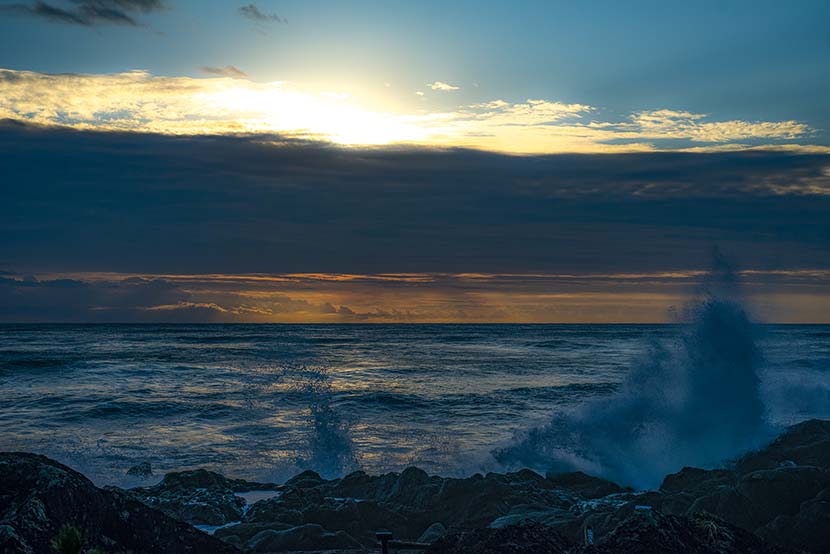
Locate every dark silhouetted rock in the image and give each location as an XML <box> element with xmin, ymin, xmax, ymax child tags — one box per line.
<box><xmin>0</xmin><ymin>452</ymin><xmax>239</xmax><ymax>554</ymax></box>
<box><xmin>126</xmin><ymin>461</ymin><xmax>154</xmax><ymax>479</ymax></box>
<box><xmin>583</xmin><ymin>510</ymin><xmax>798</xmax><ymax>554</ymax></box>
<box><xmin>126</xmin><ymin>468</ymin><xmax>280</xmax><ymax>526</ymax></box>
<box><xmin>737</xmin><ymin>419</ymin><xmax>830</xmax><ymax>474</ymax></box>
<box><xmin>246</xmin><ymin>523</ymin><xmax>362</xmax><ymax>552</ymax></box>
<box><xmin>546</xmin><ymin>471</ymin><xmax>631</xmax><ymax>499</ymax></box>
<box><xmin>418</xmin><ymin>522</ymin><xmax>447</xmax><ymax>543</ymax></box>
<box><xmin>737</xmin><ymin>467</ymin><xmax>830</xmax><ymax>524</ymax></box>
<box><xmin>640</xmin><ymin>420</ymin><xmax>830</xmax><ymax>552</ymax></box>
<box><xmin>425</xmin><ymin>521</ymin><xmax>572</xmax><ymax>554</ymax></box>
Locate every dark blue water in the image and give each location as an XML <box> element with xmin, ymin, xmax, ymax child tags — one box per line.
<box><xmin>0</xmin><ymin>324</ymin><xmax>827</xmax><ymax>486</ymax></box>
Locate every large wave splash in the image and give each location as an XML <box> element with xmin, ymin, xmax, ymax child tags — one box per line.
<box><xmin>493</xmin><ymin>255</ymin><xmax>772</xmax><ymax>489</ymax></box>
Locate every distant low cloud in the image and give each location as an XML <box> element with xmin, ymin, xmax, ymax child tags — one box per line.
<box><xmin>0</xmin><ymin>0</ymin><xmax>164</xmax><ymax>26</ymax></box>
<box><xmin>428</xmin><ymin>81</ymin><xmax>460</xmax><ymax>91</ymax></box>
<box><xmin>1</xmin><ymin>269</ymin><xmax>828</xmax><ymax>323</ymax></box>
<box><xmin>238</xmin><ymin>3</ymin><xmax>284</xmax><ymax>23</ymax></box>
<box><xmin>199</xmin><ymin>65</ymin><xmax>248</xmax><ymax>78</ymax></box>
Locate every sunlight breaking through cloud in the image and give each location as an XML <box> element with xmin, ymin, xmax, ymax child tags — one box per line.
<box><xmin>0</xmin><ymin>68</ymin><xmax>821</xmax><ymax>153</ymax></box>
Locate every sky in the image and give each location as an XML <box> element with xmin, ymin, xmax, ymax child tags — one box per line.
<box><xmin>0</xmin><ymin>1</ymin><xmax>829</xmax><ymax>322</ymax></box>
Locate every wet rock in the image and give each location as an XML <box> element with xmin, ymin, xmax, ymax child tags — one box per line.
<box><xmin>546</xmin><ymin>471</ymin><xmax>631</xmax><ymax>499</ymax></box>
<box><xmin>737</xmin><ymin>419</ymin><xmax>830</xmax><ymax>474</ymax></box>
<box><xmin>660</xmin><ymin>467</ymin><xmax>736</xmax><ymax>496</ymax></box>
<box><xmin>387</xmin><ymin>466</ymin><xmax>438</xmax><ymax>508</ymax></box>
<box><xmin>214</xmin><ymin>521</ymin><xmax>294</xmax><ymax>545</ymax></box>
<box><xmin>418</xmin><ymin>522</ymin><xmax>447</xmax><ymax>543</ymax></box>
<box><xmin>489</xmin><ymin>506</ymin><xmax>572</xmax><ymax>529</ymax></box>
<box><xmin>285</xmin><ymin>470</ymin><xmax>326</xmax><ymax>489</ymax></box>
<box><xmin>0</xmin><ymin>452</ymin><xmax>239</xmax><ymax>554</ymax></box>
<box><xmin>737</xmin><ymin>467</ymin><xmax>830</xmax><ymax>523</ymax></box>
<box><xmin>126</xmin><ymin>461</ymin><xmax>154</xmax><ymax>479</ymax></box>
<box><xmin>639</xmin><ymin>420</ymin><xmax>830</xmax><ymax>552</ymax></box>
<box><xmin>247</xmin><ymin>523</ymin><xmax>362</xmax><ymax>552</ymax></box>
<box><xmin>583</xmin><ymin>510</ymin><xmax>798</xmax><ymax>554</ymax></box>
<box><xmin>755</xmin><ymin>487</ymin><xmax>830</xmax><ymax>554</ymax></box>
<box><xmin>425</xmin><ymin>521</ymin><xmax>572</xmax><ymax>554</ymax></box>
<box><xmin>126</xmin><ymin>468</ymin><xmax>280</xmax><ymax>526</ymax></box>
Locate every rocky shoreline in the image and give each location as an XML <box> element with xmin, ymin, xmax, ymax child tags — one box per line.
<box><xmin>1</xmin><ymin>419</ymin><xmax>828</xmax><ymax>554</ymax></box>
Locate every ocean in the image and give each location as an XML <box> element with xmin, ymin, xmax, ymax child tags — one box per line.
<box><xmin>1</xmin><ymin>322</ymin><xmax>828</xmax><ymax>488</ymax></box>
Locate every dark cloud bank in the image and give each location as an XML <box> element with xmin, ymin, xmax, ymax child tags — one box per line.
<box><xmin>0</xmin><ymin>120</ymin><xmax>828</xmax><ymax>321</ymax></box>
<box><xmin>2</xmin><ymin>120</ymin><xmax>828</xmax><ymax>274</ymax></box>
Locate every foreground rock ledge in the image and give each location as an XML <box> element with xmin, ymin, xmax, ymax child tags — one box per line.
<box><xmin>0</xmin><ymin>419</ymin><xmax>827</xmax><ymax>553</ymax></box>
<box><xmin>0</xmin><ymin>452</ymin><xmax>238</xmax><ymax>554</ymax></box>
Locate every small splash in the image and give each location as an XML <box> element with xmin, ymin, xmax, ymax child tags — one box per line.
<box><xmin>283</xmin><ymin>363</ymin><xmax>360</xmax><ymax>478</ymax></box>
<box><xmin>493</xmin><ymin>252</ymin><xmax>772</xmax><ymax>489</ymax></box>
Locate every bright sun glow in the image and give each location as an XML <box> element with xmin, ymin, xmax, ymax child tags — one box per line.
<box><xmin>206</xmin><ymin>83</ymin><xmax>434</xmax><ymax>145</ymax></box>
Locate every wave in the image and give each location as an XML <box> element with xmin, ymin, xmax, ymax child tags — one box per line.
<box><xmin>282</xmin><ymin>364</ymin><xmax>360</xmax><ymax>478</ymax></box>
<box><xmin>493</xmin><ymin>254</ymin><xmax>772</xmax><ymax>489</ymax></box>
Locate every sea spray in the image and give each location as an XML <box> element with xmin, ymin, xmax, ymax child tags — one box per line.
<box><xmin>283</xmin><ymin>363</ymin><xmax>360</xmax><ymax>478</ymax></box>
<box><xmin>493</xmin><ymin>256</ymin><xmax>771</xmax><ymax>489</ymax></box>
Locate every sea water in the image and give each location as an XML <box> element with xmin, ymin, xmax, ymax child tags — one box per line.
<box><xmin>0</xmin><ymin>323</ymin><xmax>827</xmax><ymax>487</ymax></box>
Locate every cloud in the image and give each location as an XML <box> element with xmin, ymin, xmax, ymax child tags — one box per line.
<box><xmin>0</xmin><ymin>68</ymin><xmax>818</xmax><ymax>153</ymax></box>
<box><xmin>1</xmin><ymin>269</ymin><xmax>828</xmax><ymax>323</ymax></box>
<box><xmin>428</xmin><ymin>81</ymin><xmax>460</xmax><ymax>91</ymax></box>
<box><xmin>1</xmin><ymin>121</ymin><xmax>828</xmax><ymax>288</ymax></box>
<box><xmin>621</xmin><ymin>109</ymin><xmax>811</xmax><ymax>143</ymax></box>
<box><xmin>238</xmin><ymin>3</ymin><xmax>283</xmax><ymax>23</ymax></box>
<box><xmin>199</xmin><ymin>65</ymin><xmax>249</xmax><ymax>78</ymax></box>
<box><xmin>1</xmin><ymin>114</ymin><xmax>829</xmax><ymax>323</ymax></box>
<box><xmin>0</xmin><ymin>0</ymin><xmax>164</xmax><ymax>26</ymax></box>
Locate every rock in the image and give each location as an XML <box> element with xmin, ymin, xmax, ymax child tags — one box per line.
<box><xmin>687</xmin><ymin>487</ymin><xmax>759</xmax><ymax>531</ymax></box>
<box><xmin>418</xmin><ymin>522</ymin><xmax>447</xmax><ymax>543</ymax></box>
<box><xmin>0</xmin><ymin>452</ymin><xmax>239</xmax><ymax>554</ymax></box>
<box><xmin>583</xmin><ymin>510</ymin><xmax>798</xmax><ymax>554</ymax></box>
<box><xmin>214</xmin><ymin>521</ymin><xmax>294</xmax><ymax>544</ymax></box>
<box><xmin>126</xmin><ymin>461</ymin><xmax>154</xmax><ymax>479</ymax></box>
<box><xmin>737</xmin><ymin>467</ymin><xmax>830</xmax><ymax>523</ymax></box>
<box><xmin>247</xmin><ymin>523</ymin><xmax>362</xmax><ymax>552</ymax></box>
<box><xmin>660</xmin><ymin>467</ymin><xmax>736</xmax><ymax>496</ymax></box>
<box><xmin>489</xmin><ymin>507</ymin><xmax>571</xmax><ymax>529</ymax></box>
<box><xmin>387</xmin><ymin>466</ymin><xmax>438</xmax><ymax>508</ymax></box>
<box><xmin>285</xmin><ymin>470</ymin><xmax>326</xmax><ymax>489</ymax></box>
<box><xmin>126</xmin><ymin>468</ymin><xmax>280</xmax><ymax>526</ymax></box>
<box><xmin>756</xmin><ymin>487</ymin><xmax>830</xmax><ymax>554</ymax></box>
<box><xmin>737</xmin><ymin>419</ymin><xmax>830</xmax><ymax>474</ymax></box>
<box><xmin>425</xmin><ymin>521</ymin><xmax>572</xmax><ymax>554</ymax></box>
<box><xmin>546</xmin><ymin>471</ymin><xmax>631</xmax><ymax>499</ymax></box>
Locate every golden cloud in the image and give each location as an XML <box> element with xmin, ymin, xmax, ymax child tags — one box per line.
<box><xmin>0</xmin><ymin>68</ymin><xmax>823</xmax><ymax>153</ymax></box>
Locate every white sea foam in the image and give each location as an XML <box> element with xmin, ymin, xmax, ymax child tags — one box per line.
<box><xmin>493</xmin><ymin>254</ymin><xmax>774</xmax><ymax>488</ymax></box>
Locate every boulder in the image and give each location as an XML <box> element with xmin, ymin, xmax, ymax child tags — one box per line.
<box><xmin>737</xmin><ymin>419</ymin><xmax>830</xmax><ymax>474</ymax></box>
<box><xmin>583</xmin><ymin>510</ymin><xmax>798</xmax><ymax>554</ymax></box>
<box><xmin>0</xmin><ymin>452</ymin><xmax>239</xmax><ymax>554</ymax></box>
<box><xmin>418</xmin><ymin>522</ymin><xmax>447</xmax><ymax>543</ymax></box>
<box><xmin>546</xmin><ymin>471</ymin><xmax>631</xmax><ymax>499</ymax></box>
<box><xmin>737</xmin><ymin>467</ymin><xmax>830</xmax><ymax>522</ymax></box>
<box><xmin>660</xmin><ymin>467</ymin><xmax>736</xmax><ymax>496</ymax></box>
<box><xmin>425</xmin><ymin>521</ymin><xmax>572</xmax><ymax>554</ymax></box>
<box><xmin>126</xmin><ymin>461</ymin><xmax>154</xmax><ymax>479</ymax></box>
<box><xmin>756</xmin><ymin>487</ymin><xmax>830</xmax><ymax>554</ymax></box>
<box><xmin>126</xmin><ymin>468</ymin><xmax>280</xmax><ymax>526</ymax></box>
<box><xmin>246</xmin><ymin>523</ymin><xmax>362</xmax><ymax>552</ymax></box>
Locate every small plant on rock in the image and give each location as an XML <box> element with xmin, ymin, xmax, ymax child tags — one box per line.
<box><xmin>50</xmin><ymin>524</ymin><xmax>83</xmax><ymax>554</ymax></box>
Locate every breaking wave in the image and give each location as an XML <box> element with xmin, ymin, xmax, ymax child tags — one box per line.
<box><xmin>493</xmin><ymin>254</ymin><xmax>773</xmax><ymax>489</ymax></box>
